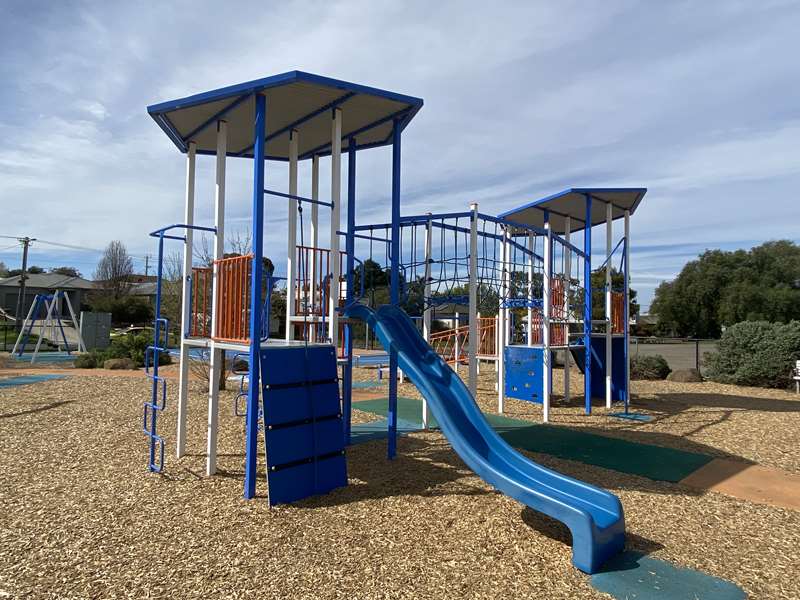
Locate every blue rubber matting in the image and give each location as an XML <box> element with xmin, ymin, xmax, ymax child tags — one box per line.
<box><xmin>13</xmin><ymin>353</ymin><xmax>77</xmax><ymax>363</ymax></box>
<box><xmin>0</xmin><ymin>374</ymin><xmax>67</xmax><ymax>387</ymax></box>
<box><xmin>591</xmin><ymin>551</ymin><xmax>745</xmax><ymax>599</ymax></box>
<box><xmin>608</xmin><ymin>412</ymin><xmax>654</xmax><ymax>422</ymax></box>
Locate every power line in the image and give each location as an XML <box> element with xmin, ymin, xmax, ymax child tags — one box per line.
<box><xmin>36</xmin><ymin>238</ymin><xmax>106</xmax><ymax>252</ymax></box>
<box><xmin>0</xmin><ymin>235</ymin><xmax>149</xmax><ymax>261</ymax></box>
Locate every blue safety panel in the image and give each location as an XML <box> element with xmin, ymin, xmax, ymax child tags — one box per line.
<box><xmin>505</xmin><ymin>345</ymin><xmax>545</xmax><ymax>404</ymax></box>
<box><xmin>589</xmin><ymin>335</ymin><xmax>626</xmax><ymax>402</ymax></box>
<box><xmin>267</xmin><ymin>454</ymin><xmax>348</xmax><ymax>506</ymax></box>
<box><xmin>262</xmin><ymin>382</ymin><xmax>340</xmax><ymax>426</ymax></box>
<box><xmin>260</xmin><ymin>343</ymin><xmax>347</xmax><ymax>506</ymax></box>
<box><xmin>265</xmin><ymin>417</ymin><xmax>344</xmax><ymax>466</ymax></box>
<box><xmin>261</xmin><ymin>345</ymin><xmax>338</xmax><ymax>386</ymax></box>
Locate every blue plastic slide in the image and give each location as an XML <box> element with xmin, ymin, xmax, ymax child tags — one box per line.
<box><xmin>346</xmin><ymin>303</ymin><xmax>625</xmax><ymax>573</ymax></box>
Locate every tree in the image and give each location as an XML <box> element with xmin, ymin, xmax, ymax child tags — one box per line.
<box><xmin>51</xmin><ymin>266</ymin><xmax>81</xmax><ymax>277</ymax></box>
<box><xmin>94</xmin><ymin>241</ymin><xmax>134</xmax><ymax>299</ymax></box>
<box><xmin>651</xmin><ymin>241</ymin><xmax>800</xmax><ymax>338</ymax></box>
<box><xmin>589</xmin><ymin>267</ymin><xmax>639</xmax><ymax>322</ymax></box>
<box><xmin>8</xmin><ymin>265</ymin><xmax>44</xmax><ymax>276</ymax></box>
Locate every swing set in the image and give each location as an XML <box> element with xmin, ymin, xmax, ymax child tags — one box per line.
<box><xmin>11</xmin><ymin>290</ymin><xmax>87</xmax><ymax>363</ymax></box>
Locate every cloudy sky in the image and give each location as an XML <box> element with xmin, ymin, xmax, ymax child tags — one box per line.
<box><xmin>2</xmin><ymin>1</ymin><xmax>799</xmax><ymax>309</ymax></box>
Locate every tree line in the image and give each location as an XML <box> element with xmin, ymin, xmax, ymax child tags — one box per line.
<box><xmin>651</xmin><ymin>240</ymin><xmax>800</xmax><ymax>338</ymax></box>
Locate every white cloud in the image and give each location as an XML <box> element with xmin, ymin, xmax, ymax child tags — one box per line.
<box><xmin>1</xmin><ymin>0</ymin><xmax>799</xmax><ymax>311</ymax></box>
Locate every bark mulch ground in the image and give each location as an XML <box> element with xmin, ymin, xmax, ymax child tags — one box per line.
<box><xmin>1</xmin><ymin>371</ymin><xmax>799</xmax><ymax>598</ymax></box>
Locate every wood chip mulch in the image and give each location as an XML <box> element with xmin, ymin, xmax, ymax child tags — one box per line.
<box><xmin>1</xmin><ymin>372</ymin><xmax>798</xmax><ymax>599</ymax></box>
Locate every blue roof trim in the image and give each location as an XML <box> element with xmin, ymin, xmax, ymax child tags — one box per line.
<box><xmin>498</xmin><ymin>187</ymin><xmax>648</xmax><ymax>220</ymax></box>
<box><xmin>147</xmin><ymin>70</ymin><xmax>424</xmax><ymax>159</ymax></box>
<box><xmin>147</xmin><ymin>70</ymin><xmax>423</xmax><ymax>115</ymax></box>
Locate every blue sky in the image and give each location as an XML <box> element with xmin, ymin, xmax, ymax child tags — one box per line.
<box><xmin>1</xmin><ymin>1</ymin><xmax>799</xmax><ymax>310</ymax></box>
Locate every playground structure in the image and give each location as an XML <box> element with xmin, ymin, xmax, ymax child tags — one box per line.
<box><xmin>11</xmin><ymin>290</ymin><xmax>86</xmax><ymax>363</ymax></box>
<box><xmin>350</xmin><ymin>191</ymin><xmax>643</xmax><ymax>424</ymax></box>
<box><xmin>144</xmin><ymin>71</ymin><xmax>646</xmax><ymax>573</ymax></box>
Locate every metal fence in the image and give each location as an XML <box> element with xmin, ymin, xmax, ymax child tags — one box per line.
<box><xmin>631</xmin><ymin>337</ymin><xmax>718</xmax><ymax>373</ymax></box>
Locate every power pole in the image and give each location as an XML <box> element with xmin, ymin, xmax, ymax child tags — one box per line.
<box><xmin>14</xmin><ymin>237</ymin><xmax>35</xmax><ymax>331</ymax></box>
<box><xmin>144</xmin><ymin>254</ymin><xmax>150</xmax><ymax>277</ymax></box>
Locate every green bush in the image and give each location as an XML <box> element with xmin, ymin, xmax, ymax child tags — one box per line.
<box><xmin>705</xmin><ymin>320</ymin><xmax>800</xmax><ymax>388</ymax></box>
<box><xmin>79</xmin><ymin>333</ymin><xmax>173</xmax><ymax>369</ymax></box>
<box><xmin>89</xmin><ymin>296</ymin><xmax>154</xmax><ymax>325</ymax></box>
<box><xmin>630</xmin><ymin>354</ymin><xmax>671</xmax><ymax>380</ymax></box>
<box><xmin>74</xmin><ymin>353</ymin><xmax>97</xmax><ymax>369</ymax></box>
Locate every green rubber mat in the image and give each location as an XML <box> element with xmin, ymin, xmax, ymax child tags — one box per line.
<box><xmin>352</xmin><ymin>397</ymin><xmax>713</xmax><ymax>482</ymax></box>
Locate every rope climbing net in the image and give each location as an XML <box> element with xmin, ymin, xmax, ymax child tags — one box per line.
<box><xmin>351</xmin><ymin>210</ymin><xmax>588</xmax><ymax>326</ymax></box>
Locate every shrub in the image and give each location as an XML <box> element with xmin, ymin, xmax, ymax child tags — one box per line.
<box><xmin>89</xmin><ymin>296</ymin><xmax>154</xmax><ymax>325</ymax></box>
<box><xmin>630</xmin><ymin>355</ymin><xmax>671</xmax><ymax>380</ymax></box>
<box><xmin>74</xmin><ymin>353</ymin><xmax>97</xmax><ymax>369</ymax></box>
<box><xmin>705</xmin><ymin>320</ymin><xmax>800</xmax><ymax>388</ymax></box>
<box><xmin>88</xmin><ymin>333</ymin><xmax>172</xmax><ymax>369</ymax></box>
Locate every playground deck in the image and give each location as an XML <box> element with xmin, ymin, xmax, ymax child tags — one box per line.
<box><xmin>1</xmin><ymin>369</ymin><xmax>798</xmax><ymax>598</ymax></box>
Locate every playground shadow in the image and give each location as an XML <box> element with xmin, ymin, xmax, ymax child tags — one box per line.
<box><xmin>0</xmin><ymin>399</ymin><xmax>73</xmax><ymax>419</ymax></box>
<box><xmin>520</xmin><ymin>507</ymin><xmax>665</xmax><ymax>557</ymax></box>
<box><xmin>296</xmin><ymin>435</ymin><xmax>496</xmax><ymax>509</ymax></box>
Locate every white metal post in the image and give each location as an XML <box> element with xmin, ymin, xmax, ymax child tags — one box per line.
<box><xmin>11</xmin><ymin>299</ymin><xmax>37</xmax><ymax>355</ymax></box>
<box><xmin>328</xmin><ymin>109</ymin><xmax>342</xmax><ymax>345</ymax></box>
<box><xmin>176</xmin><ymin>141</ymin><xmax>196</xmax><ymax>459</ymax></box>
<box><xmin>624</xmin><ymin>209</ymin><xmax>631</xmax><ymax>409</ymax></box>
<box><xmin>543</xmin><ymin>220</ymin><xmax>552</xmax><ymax>422</ymax></box>
<box><xmin>286</xmin><ymin>130</ymin><xmax>299</xmax><ymax>340</ymax></box>
<box><xmin>207</xmin><ymin>122</ymin><xmax>227</xmax><ymax>476</ymax></box>
<box><xmin>563</xmin><ymin>216</ymin><xmax>572</xmax><ymax>402</ymax></box>
<box><xmin>527</xmin><ymin>233</ymin><xmax>534</xmax><ymax>347</ymax></box>
<box><xmin>454</xmin><ymin>311</ymin><xmax>460</xmax><ymax>374</ymax></box>
<box><xmin>62</xmin><ymin>292</ymin><xmax>86</xmax><ymax>352</ymax></box>
<box><xmin>422</xmin><ymin>213</ymin><xmax>433</xmax><ymax>428</ymax></box>
<box><xmin>498</xmin><ymin>228</ymin><xmax>510</xmax><ymax>413</ymax></box>
<box><xmin>310</xmin><ymin>155</ymin><xmax>320</xmax><ymax>339</ymax></box>
<box><xmin>605</xmin><ymin>202</ymin><xmax>613</xmax><ymax>408</ymax></box>
<box><xmin>468</xmin><ymin>202</ymin><xmax>479</xmax><ymax>396</ymax></box>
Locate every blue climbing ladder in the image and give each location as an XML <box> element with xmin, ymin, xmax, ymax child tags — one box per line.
<box><xmin>144</xmin><ymin>317</ymin><xmax>169</xmax><ymax>472</ymax></box>
<box><xmin>143</xmin><ymin>223</ymin><xmax>216</xmax><ymax>473</ymax></box>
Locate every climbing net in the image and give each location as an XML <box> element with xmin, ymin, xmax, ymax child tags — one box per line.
<box><xmin>352</xmin><ymin>211</ymin><xmax>587</xmax><ymax>325</ymax></box>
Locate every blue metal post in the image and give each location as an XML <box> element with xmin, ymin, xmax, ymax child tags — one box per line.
<box><xmin>583</xmin><ymin>194</ymin><xmax>592</xmax><ymax>415</ymax></box>
<box><xmin>388</xmin><ymin>120</ymin><xmax>401</xmax><ymax>459</ymax></box>
<box><xmin>244</xmin><ymin>93</ymin><xmax>266</xmax><ymax>499</ymax></box>
<box><xmin>343</xmin><ymin>137</ymin><xmax>356</xmax><ymax>444</ymax></box>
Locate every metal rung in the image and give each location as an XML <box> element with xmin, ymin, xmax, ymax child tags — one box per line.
<box><xmin>148</xmin><ymin>434</ymin><xmax>165</xmax><ymax>473</ymax></box>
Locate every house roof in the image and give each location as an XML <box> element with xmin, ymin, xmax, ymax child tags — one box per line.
<box><xmin>0</xmin><ymin>273</ymin><xmax>95</xmax><ymax>291</ymax></box>
<box><xmin>498</xmin><ymin>188</ymin><xmax>648</xmax><ymax>235</ymax></box>
<box><xmin>147</xmin><ymin>70</ymin><xmax>424</xmax><ymax>160</ymax></box>
<box><xmin>130</xmin><ymin>281</ymin><xmax>157</xmax><ymax>296</ymax></box>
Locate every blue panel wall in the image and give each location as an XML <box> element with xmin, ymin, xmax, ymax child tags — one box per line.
<box><xmin>588</xmin><ymin>335</ymin><xmax>626</xmax><ymax>402</ymax></box>
<box><xmin>261</xmin><ymin>344</ymin><xmax>347</xmax><ymax>506</ymax></box>
<box><xmin>504</xmin><ymin>345</ymin><xmax>545</xmax><ymax>404</ymax></box>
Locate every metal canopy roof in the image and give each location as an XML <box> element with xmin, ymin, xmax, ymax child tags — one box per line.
<box><xmin>498</xmin><ymin>188</ymin><xmax>648</xmax><ymax>235</ymax></box>
<box><xmin>147</xmin><ymin>71</ymin><xmax>424</xmax><ymax>161</ymax></box>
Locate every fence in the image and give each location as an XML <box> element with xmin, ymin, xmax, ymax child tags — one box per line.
<box><xmin>630</xmin><ymin>337</ymin><xmax>718</xmax><ymax>373</ymax></box>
